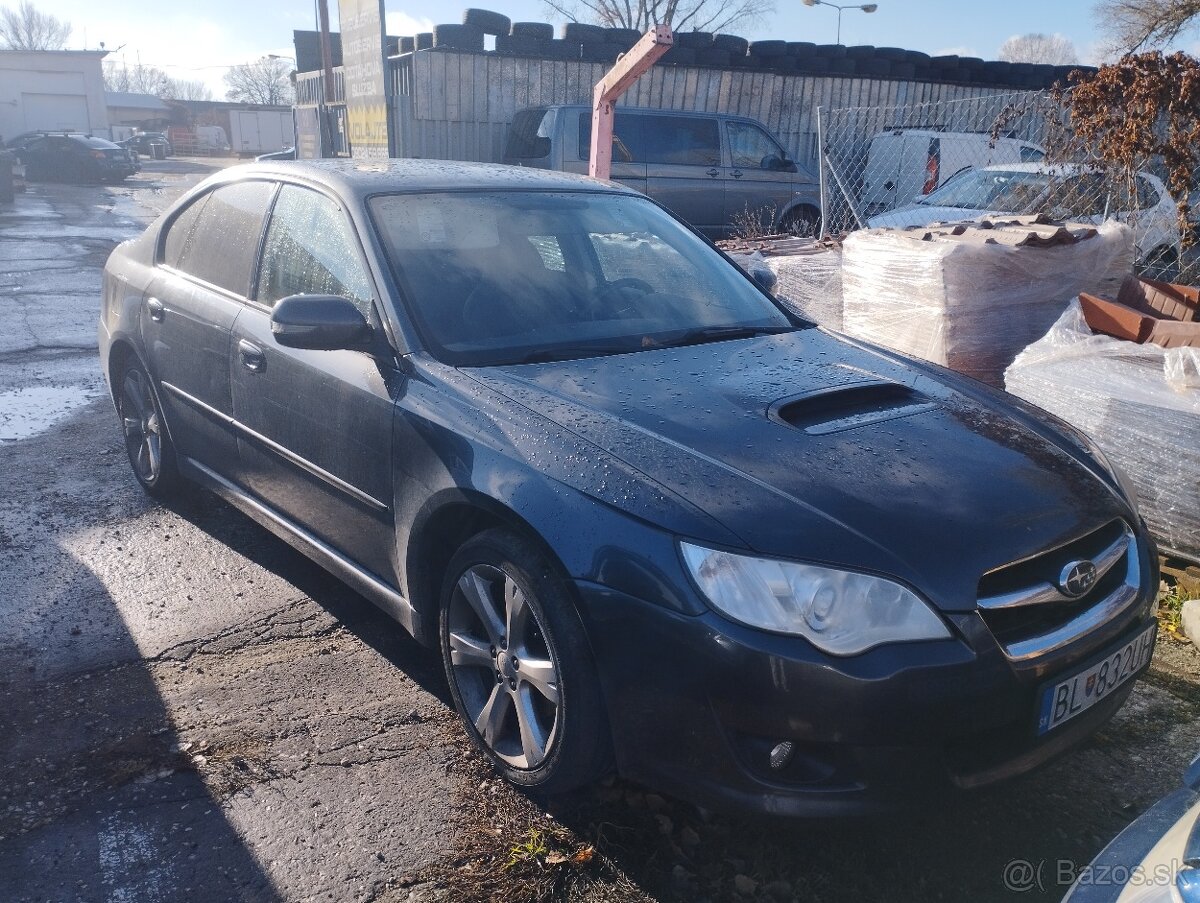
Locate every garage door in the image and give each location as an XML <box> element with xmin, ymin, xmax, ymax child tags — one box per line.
<box><xmin>23</xmin><ymin>93</ymin><xmax>90</xmax><ymax>132</ymax></box>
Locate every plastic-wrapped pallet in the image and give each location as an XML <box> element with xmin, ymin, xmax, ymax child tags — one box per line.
<box><xmin>764</xmin><ymin>245</ymin><xmax>844</xmax><ymax>331</ymax></box>
<box><xmin>842</xmin><ymin>216</ymin><xmax>1134</xmax><ymax>386</ymax></box>
<box><xmin>722</xmin><ymin>239</ymin><xmax>844</xmax><ymax>329</ymax></box>
<box><xmin>1006</xmin><ymin>301</ymin><xmax>1200</xmax><ymax>563</ymax></box>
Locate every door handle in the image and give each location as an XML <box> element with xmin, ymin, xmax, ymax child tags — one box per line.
<box><xmin>238</xmin><ymin>339</ymin><xmax>265</xmax><ymax>373</ymax></box>
<box><xmin>707</xmin><ymin>168</ymin><xmax>720</xmax><ymax>178</ymax></box>
<box><xmin>732</xmin><ymin>169</ymin><xmax>744</xmax><ymax>179</ymax></box>
<box><xmin>146</xmin><ymin>297</ymin><xmax>164</xmax><ymax>322</ymax></box>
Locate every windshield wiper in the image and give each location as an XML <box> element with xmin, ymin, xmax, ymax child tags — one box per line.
<box><xmin>508</xmin><ymin>344</ymin><xmax>636</xmax><ymax>365</ymax></box>
<box><xmin>659</xmin><ymin>324</ymin><xmax>794</xmax><ymax>349</ymax></box>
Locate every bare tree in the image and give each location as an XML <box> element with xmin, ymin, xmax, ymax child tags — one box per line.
<box><xmin>104</xmin><ymin>62</ymin><xmax>215</xmax><ymax>102</ymax></box>
<box><xmin>997</xmin><ymin>33</ymin><xmax>1078</xmax><ymax>65</ymax></box>
<box><xmin>544</xmin><ymin>0</ymin><xmax>771</xmax><ymax>35</ymax></box>
<box><xmin>104</xmin><ymin>62</ymin><xmax>174</xmax><ymax>97</ymax></box>
<box><xmin>1095</xmin><ymin>0</ymin><xmax>1200</xmax><ymax>51</ymax></box>
<box><xmin>223</xmin><ymin>57</ymin><xmax>295</xmax><ymax>105</ymax></box>
<box><xmin>168</xmin><ymin>80</ymin><xmax>213</xmax><ymax>102</ymax></box>
<box><xmin>0</xmin><ymin>1</ymin><xmax>71</xmax><ymax>50</ymax></box>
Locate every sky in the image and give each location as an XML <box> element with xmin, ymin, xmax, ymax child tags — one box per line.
<box><xmin>29</xmin><ymin>0</ymin><xmax>1200</xmax><ymax>98</ymax></box>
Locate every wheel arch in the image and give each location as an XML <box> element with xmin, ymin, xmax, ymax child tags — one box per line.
<box><xmin>404</xmin><ymin>489</ymin><xmax>576</xmax><ymax>647</ymax></box>
<box><xmin>778</xmin><ymin>200</ymin><xmax>822</xmax><ymax>233</ymax></box>
<box><xmin>105</xmin><ymin>337</ymin><xmax>180</xmax><ymax>450</ymax></box>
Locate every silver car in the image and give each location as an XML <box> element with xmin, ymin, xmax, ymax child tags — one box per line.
<box><xmin>503</xmin><ymin>105</ymin><xmax>821</xmax><ymax>238</ymax></box>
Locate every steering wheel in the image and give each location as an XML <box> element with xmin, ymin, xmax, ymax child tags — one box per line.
<box><xmin>596</xmin><ymin>277</ymin><xmax>656</xmax><ymax>316</ymax></box>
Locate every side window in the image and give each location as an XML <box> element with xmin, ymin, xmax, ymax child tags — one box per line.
<box><xmin>256</xmin><ymin>184</ymin><xmax>374</xmax><ymax>309</ymax></box>
<box><xmin>1136</xmin><ymin>176</ymin><xmax>1161</xmax><ymax>210</ymax></box>
<box><xmin>174</xmin><ymin>181</ymin><xmax>274</xmax><ymax>296</ymax></box>
<box><xmin>642</xmin><ymin>116</ymin><xmax>721</xmax><ymax>167</ymax></box>
<box><xmin>727</xmin><ymin>121</ymin><xmax>785</xmax><ymax>169</ymax></box>
<box><xmin>162</xmin><ymin>195</ymin><xmax>211</xmax><ymax>268</ymax></box>
<box><xmin>577</xmin><ymin>111</ymin><xmax>646</xmax><ymax>163</ymax></box>
<box><xmin>1019</xmin><ymin>145</ymin><xmax>1045</xmax><ymax>163</ymax></box>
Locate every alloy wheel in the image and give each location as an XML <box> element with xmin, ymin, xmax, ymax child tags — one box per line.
<box><xmin>445</xmin><ymin>563</ymin><xmax>561</xmax><ymax>769</ymax></box>
<box><xmin>120</xmin><ymin>368</ymin><xmax>162</xmax><ymax>484</ymax></box>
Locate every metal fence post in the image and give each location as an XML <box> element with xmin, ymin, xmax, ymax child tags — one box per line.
<box><xmin>817</xmin><ymin>106</ymin><xmax>828</xmax><ymax>239</ymax></box>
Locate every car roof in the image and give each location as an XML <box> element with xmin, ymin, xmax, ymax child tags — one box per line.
<box><xmin>874</xmin><ymin>129</ymin><xmax>1035</xmax><ymax>143</ymax></box>
<box><xmin>979</xmin><ymin>162</ymin><xmax>1162</xmax><ymax>181</ymax></box>
<box><xmin>220</xmin><ymin>159</ymin><xmax>642</xmax><ymax>199</ymax></box>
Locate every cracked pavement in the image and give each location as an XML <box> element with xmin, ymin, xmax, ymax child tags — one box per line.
<box><xmin>3</xmin><ymin>161</ymin><xmax>1200</xmax><ymax>903</ymax></box>
<box><xmin>0</xmin><ymin>164</ymin><xmax>461</xmax><ymax>903</ymax></box>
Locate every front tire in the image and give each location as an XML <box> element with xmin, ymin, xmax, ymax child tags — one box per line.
<box><xmin>116</xmin><ymin>360</ymin><xmax>183</xmax><ymax>499</ymax></box>
<box><xmin>439</xmin><ymin>528</ymin><xmax>612</xmax><ymax>793</ymax></box>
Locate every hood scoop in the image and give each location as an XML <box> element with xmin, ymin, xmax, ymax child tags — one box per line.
<box><xmin>769</xmin><ymin>380</ymin><xmax>937</xmax><ymax>435</ymax></box>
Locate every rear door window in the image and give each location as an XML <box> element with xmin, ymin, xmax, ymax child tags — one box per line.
<box><xmin>171</xmin><ymin>180</ymin><xmax>274</xmax><ymax>296</ymax></box>
<box><xmin>162</xmin><ymin>195</ymin><xmax>211</xmax><ymax>268</ymax></box>
<box><xmin>641</xmin><ymin>116</ymin><xmax>720</xmax><ymax>167</ymax></box>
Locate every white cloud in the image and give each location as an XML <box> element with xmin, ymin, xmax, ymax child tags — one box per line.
<box><xmin>385</xmin><ymin>11</ymin><xmax>435</xmax><ymax>37</ymax></box>
<box><xmin>933</xmin><ymin>46</ymin><xmax>976</xmax><ymax>58</ymax></box>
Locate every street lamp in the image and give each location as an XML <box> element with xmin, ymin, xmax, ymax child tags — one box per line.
<box><xmin>801</xmin><ymin>0</ymin><xmax>878</xmax><ymax>45</ymax></box>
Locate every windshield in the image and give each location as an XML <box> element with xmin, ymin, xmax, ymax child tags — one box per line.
<box><xmin>368</xmin><ymin>191</ymin><xmax>796</xmax><ymax>366</ymax></box>
<box><xmin>918</xmin><ymin>168</ymin><xmax>1050</xmax><ymax>211</ymax></box>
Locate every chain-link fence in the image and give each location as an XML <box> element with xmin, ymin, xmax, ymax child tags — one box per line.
<box><xmin>815</xmin><ymin>89</ymin><xmax>1194</xmax><ymax>283</ymax></box>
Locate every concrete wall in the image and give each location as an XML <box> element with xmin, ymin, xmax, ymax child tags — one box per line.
<box><xmin>0</xmin><ymin>50</ymin><xmax>109</xmax><ymax>140</ymax></box>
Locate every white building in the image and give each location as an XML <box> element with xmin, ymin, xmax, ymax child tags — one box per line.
<box><xmin>0</xmin><ymin>49</ymin><xmax>109</xmax><ymax>141</ymax></box>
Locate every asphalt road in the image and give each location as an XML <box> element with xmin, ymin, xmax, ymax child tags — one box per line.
<box><xmin>2</xmin><ymin>160</ymin><xmax>1199</xmax><ymax>903</ymax></box>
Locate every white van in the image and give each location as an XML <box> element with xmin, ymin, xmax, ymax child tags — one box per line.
<box><xmin>859</xmin><ymin>129</ymin><xmax>1045</xmax><ymax>216</ymax></box>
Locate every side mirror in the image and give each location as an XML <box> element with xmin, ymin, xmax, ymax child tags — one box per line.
<box><xmin>751</xmin><ymin>267</ymin><xmax>777</xmax><ymax>293</ymax></box>
<box><xmin>270</xmin><ymin>294</ymin><xmax>371</xmax><ymax>351</ymax></box>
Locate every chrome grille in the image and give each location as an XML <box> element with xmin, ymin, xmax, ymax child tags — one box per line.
<box><xmin>977</xmin><ymin>520</ymin><xmax>1140</xmax><ymax>661</ymax></box>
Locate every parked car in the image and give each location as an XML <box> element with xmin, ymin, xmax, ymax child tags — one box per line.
<box><xmin>255</xmin><ymin>146</ymin><xmax>296</xmax><ymax>161</ymax></box>
<box><xmin>17</xmin><ymin>134</ymin><xmax>137</xmax><ymax>183</ymax></box>
<box><xmin>503</xmin><ymin>105</ymin><xmax>821</xmax><ymax>237</ymax></box>
<box><xmin>100</xmin><ymin>160</ymin><xmax>1157</xmax><ymax>815</ymax></box>
<box><xmin>867</xmin><ymin>163</ymin><xmax>1182</xmax><ymax>266</ymax></box>
<box><xmin>5</xmin><ymin>130</ymin><xmax>54</xmax><ymax>152</ymax></box>
<box><xmin>858</xmin><ymin>128</ymin><xmax>1046</xmax><ymax>216</ymax></box>
<box><xmin>120</xmin><ymin>132</ymin><xmax>172</xmax><ymax>157</ymax></box>
<box><xmin>1064</xmin><ymin>750</ymin><xmax>1200</xmax><ymax>902</ymax></box>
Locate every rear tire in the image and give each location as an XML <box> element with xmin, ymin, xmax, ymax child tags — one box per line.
<box><xmin>115</xmin><ymin>360</ymin><xmax>184</xmax><ymax>499</ymax></box>
<box><xmin>439</xmin><ymin>528</ymin><xmax>612</xmax><ymax>793</ymax></box>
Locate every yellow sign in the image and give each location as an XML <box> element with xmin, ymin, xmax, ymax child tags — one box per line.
<box><xmin>339</xmin><ymin>0</ymin><xmax>390</xmax><ymax>158</ymax></box>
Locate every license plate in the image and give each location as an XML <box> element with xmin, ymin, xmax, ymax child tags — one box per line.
<box><xmin>1036</xmin><ymin>623</ymin><xmax>1156</xmax><ymax>735</ymax></box>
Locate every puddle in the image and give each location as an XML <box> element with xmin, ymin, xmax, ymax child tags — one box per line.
<box><xmin>0</xmin><ymin>356</ymin><xmax>107</xmax><ymax>442</ymax></box>
<box><xmin>0</xmin><ymin>384</ymin><xmax>105</xmax><ymax>441</ymax></box>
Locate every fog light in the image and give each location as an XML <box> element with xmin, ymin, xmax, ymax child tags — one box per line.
<box><xmin>768</xmin><ymin>741</ymin><xmax>795</xmax><ymax>770</ymax></box>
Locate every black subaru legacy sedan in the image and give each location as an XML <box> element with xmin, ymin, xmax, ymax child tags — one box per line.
<box><xmin>99</xmin><ymin>160</ymin><xmax>1157</xmax><ymax>815</ymax></box>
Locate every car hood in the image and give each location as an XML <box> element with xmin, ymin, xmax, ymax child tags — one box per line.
<box><xmin>465</xmin><ymin>329</ymin><xmax>1129</xmax><ymax>611</ymax></box>
<box><xmin>866</xmin><ymin>205</ymin><xmax>1004</xmax><ymax>229</ymax></box>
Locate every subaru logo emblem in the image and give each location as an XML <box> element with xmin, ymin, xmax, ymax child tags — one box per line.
<box><xmin>1059</xmin><ymin>560</ymin><xmax>1098</xmax><ymax>598</ymax></box>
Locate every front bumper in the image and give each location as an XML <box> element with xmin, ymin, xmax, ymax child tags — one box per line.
<box><xmin>574</xmin><ymin>560</ymin><xmax>1156</xmax><ymax>817</ymax></box>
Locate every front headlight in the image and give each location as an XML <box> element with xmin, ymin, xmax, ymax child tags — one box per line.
<box><xmin>680</xmin><ymin>543</ymin><xmax>951</xmax><ymax>656</ymax></box>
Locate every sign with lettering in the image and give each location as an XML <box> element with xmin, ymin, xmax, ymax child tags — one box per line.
<box><xmin>338</xmin><ymin>0</ymin><xmax>390</xmax><ymax>159</ymax></box>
